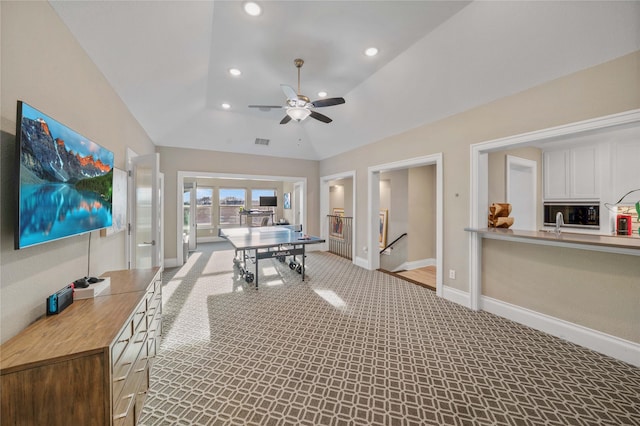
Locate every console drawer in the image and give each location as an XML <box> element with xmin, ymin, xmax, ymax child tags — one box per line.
<box><xmin>113</xmin><ymin>390</ymin><xmax>136</xmax><ymax>426</ymax></box>
<box><xmin>112</xmin><ymin>329</ymin><xmax>146</xmax><ymax>401</ymax></box>
<box><xmin>111</xmin><ymin>319</ymin><xmax>134</xmax><ymax>367</ymax></box>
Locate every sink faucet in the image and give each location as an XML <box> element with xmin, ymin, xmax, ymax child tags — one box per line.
<box><xmin>555</xmin><ymin>212</ymin><xmax>564</xmax><ymax>233</ymax></box>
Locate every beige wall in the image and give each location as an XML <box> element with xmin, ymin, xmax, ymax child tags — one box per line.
<box><xmin>379</xmin><ymin>170</ymin><xmax>409</xmax><ymax>270</ymax></box>
<box><xmin>319</xmin><ymin>51</ymin><xmax>640</xmax><ymax>341</ymax></box>
<box><xmin>483</xmin><ymin>239</ymin><xmax>640</xmax><ymax>342</ymax></box>
<box><xmin>0</xmin><ymin>2</ymin><xmax>156</xmax><ymax>342</ymax></box>
<box><xmin>329</xmin><ymin>178</ymin><xmax>353</xmax><ymax>218</ymax></box>
<box><xmin>408</xmin><ymin>165</ymin><xmax>436</xmax><ymax>262</ymax></box>
<box><xmin>329</xmin><ymin>181</ymin><xmax>345</xmax><ymax>213</ymax></box>
<box><xmin>282</xmin><ymin>181</ymin><xmax>295</xmax><ymax>224</ymax></box>
<box><xmin>380</xmin><ymin>169</ymin><xmax>409</xmax><ymax>245</ymax></box>
<box><xmin>157</xmin><ymin>146</ymin><xmax>319</xmax><ymax>261</ymax></box>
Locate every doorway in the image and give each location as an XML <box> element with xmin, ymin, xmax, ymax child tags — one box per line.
<box><xmin>367</xmin><ymin>154</ymin><xmax>443</xmax><ymax>297</ymax></box>
<box><xmin>127</xmin><ymin>149</ymin><xmax>162</xmax><ymax>269</ymax></box>
<box><xmin>175</xmin><ymin>171</ymin><xmax>307</xmax><ymax>267</ymax></box>
<box><xmin>320</xmin><ymin>171</ymin><xmax>356</xmax><ymax>262</ymax></box>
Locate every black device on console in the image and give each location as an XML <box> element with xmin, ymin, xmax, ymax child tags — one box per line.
<box><xmin>73</xmin><ymin>277</ymin><xmax>105</xmax><ymax>288</ymax></box>
<box><xmin>46</xmin><ymin>285</ymin><xmax>74</xmax><ymax>315</ymax></box>
<box><xmin>73</xmin><ymin>278</ymin><xmax>89</xmax><ymax>288</ymax></box>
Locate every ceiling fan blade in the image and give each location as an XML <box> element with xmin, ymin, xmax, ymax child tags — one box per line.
<box><xmin>309</xmin><ymin>111</ymin><xmax>332</xmax><ymax>123</ymax></box>
<box><xmin>248</xmin><ymin>105</ymin><xmax>283</xmax><ymax>110</ymax></box>
<box><xmin>311</xmin><ymin>97</ymin><xmax>345</xmax><ymax>108</ymax></box>
<box><xmin>280</xmin><ymin>84</ymin><xmax>298</xmax><ymax>101</ymax></box>
<box><xmin>280</xmin><ymin>115</ymin><xmax>292</xmax><ymax>125</ymax></box>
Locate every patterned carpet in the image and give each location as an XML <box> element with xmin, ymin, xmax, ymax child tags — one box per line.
<box><xmin>139</xmin><ymin>242</ymin><xmax>640</xmax><ymax>425</ymax></box>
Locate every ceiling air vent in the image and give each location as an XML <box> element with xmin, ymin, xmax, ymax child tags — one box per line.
<box><xmin>254</xmin><ymin>138</ymin><xmax>270</xmax><ymax>146</ymax></box>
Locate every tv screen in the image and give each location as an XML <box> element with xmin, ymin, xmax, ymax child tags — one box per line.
<box><xmin>259</xmin><ymin>196</ymin><xmax>277</xmax><ymax>207</ymax></box>
<box><xmin>15</xmin><ymin>101</ymin><xmax>114</xmax><ymax>249</ymax></box>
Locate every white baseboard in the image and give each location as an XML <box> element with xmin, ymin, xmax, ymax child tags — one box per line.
<box><xmin>442</xmin><ymin>285</ymin><xmax>471</xmax><ymax>308</ymax></box>
<box><xmin>306</xmin><ymin>245</ymin><xmax>323</xmax><ymax>252</ymax></box>
<box><xmin>198</xmin><ymin>236</ymin><xmax>225</xmax><ymax>243</ymax></box>
<box><xmin>391</xmin><ymin>258</ymin><xmax>436</xmax><ymax>273</ymax></box>
<box><xmin>354</xmin><ymin>256</ymin><xmax>369</xmax><ymax>269</ymax></box>
<box><xmin>164</xmin><ymin>258</ymin><xmax>180</xmax><ymax>268</ymax></box>
<box><xmin>482</xmin><ymin>296</ymin><xmax>640</xmax><ymax>368</ymax></box>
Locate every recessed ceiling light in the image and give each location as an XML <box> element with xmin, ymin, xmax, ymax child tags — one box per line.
<box><xmin>221</xmin><ymin>103</ymin><xmax>231</xmax><ymax>109</ymax></box>
<box><xmin>318</xmin><ymin>91</ymin><xmax>327</xmax><ymax>98</ymax></box>
<box><xmin>243</xmin><ymin>2</ymin><xmax>261</xmax><ymax>17</ymax></box>
<box><xmin>365</xmin><ymin>47</ymin><xmax>378</xmax><ymax>57</ymax></box>
<box><xmin>228</xmin><ymin>68</ymin><xmax>242</xmax><ymax>77</ymax></box>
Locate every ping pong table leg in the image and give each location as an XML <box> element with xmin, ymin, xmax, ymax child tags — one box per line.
<box><xmin>255</xmin><ymin>248</ymin><xmax>259</xmax><ymax>289</ymax></box>
<box><xmin>302</xmin><ymin>245</ymin><xmax>305</xmax><ymax>281</ymax></box>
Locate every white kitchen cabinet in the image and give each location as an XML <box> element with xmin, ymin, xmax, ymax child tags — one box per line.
<box><xmin>570</xmin><ymin>145</ymin><xmax>599</xmax><ymax>199</ymax></box>
<box><xmin>611</xmin><ymin>139</ymin><xmax>640</xmax><ymax>202</ymax></box>
<box><xmin>543</xmin><ymin>145</ymin><xmax>599</xmax><ymax>200</ymax></box>
<box><xmin>543</xmin><ymin>150</ymin><xmax>569</xmax><ymax>199</ymax></box>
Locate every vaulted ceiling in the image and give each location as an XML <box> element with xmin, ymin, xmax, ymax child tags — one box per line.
<box><xmin>50</xmin><ymin>1</ymin><xmax>640</xmax><ymax>160</ymax></box>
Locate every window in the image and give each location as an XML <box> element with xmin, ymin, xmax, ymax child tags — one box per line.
<box><xmin>219</xmin><ymin>188</ymin><xmax>246</xmax><ymax>225</ymax></box>
<box><xmin>251</xmin><ymin>189</ymin><xmax>277</xmax><ymax>210</ymax></box>
<box><xmin>183</xmin><ymin>190</ymin><xmax>191</xmax><ymax>234</ymax></box>
<box><xmin>196</xmin><ymin>188</ymin><xmax>214</xmax><ymax>225</ymax></box>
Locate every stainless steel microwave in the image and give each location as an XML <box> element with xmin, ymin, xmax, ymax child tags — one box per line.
<box><xmin>543</xmin><ymin>203</ymin><xmax>600</xmax><ymax>229</ymax></box>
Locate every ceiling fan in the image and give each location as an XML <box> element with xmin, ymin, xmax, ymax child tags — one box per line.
<box><xmin>249</xmin><ymin>58</ymin><xmax>345</xmax><ymax>124</ymax></box>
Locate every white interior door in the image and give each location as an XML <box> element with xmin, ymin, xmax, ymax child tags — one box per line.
<box><xmin>129</xmin><ymin>153</ymin><xmax>160</xmax><ymax>268</ymax></box>
<box><xmin>506</xmin><ymin>155</ymin><xmax>537</xmax><ymax>231</ymax></box>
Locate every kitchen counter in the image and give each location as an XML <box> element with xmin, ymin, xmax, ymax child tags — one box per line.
<box><xmin>465</xmin><ymin>227</ymin><xmax>640</xmax><ymax>256</ymax></box>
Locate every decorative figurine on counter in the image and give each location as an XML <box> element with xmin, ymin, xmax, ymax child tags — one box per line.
<box><xmin>488</xmin><ymin>203</ymin><xmax>514</xmax><ymax>228</ymax></box>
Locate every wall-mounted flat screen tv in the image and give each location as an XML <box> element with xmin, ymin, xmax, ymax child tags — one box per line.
<box><xmin>15</xmin><ymin>101</ymin><xmax>114</xmax><ymax>249</ymax></box>
<box><xmin>259</xmin><ymin>196</ymin><xmax>277</xmax><ymax>207</ymax></box>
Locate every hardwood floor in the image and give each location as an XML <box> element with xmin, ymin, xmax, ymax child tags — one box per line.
<box><xmin>380</xmin><ymin>266</ymin><xmax>437</xmax><ymax>290</ymax></box>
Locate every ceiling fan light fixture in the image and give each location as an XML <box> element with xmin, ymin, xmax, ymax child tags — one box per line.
<box><xmin>287</xmin><ymin>107</ymin><xmax>311</xmax><ymax>122</ymax></box>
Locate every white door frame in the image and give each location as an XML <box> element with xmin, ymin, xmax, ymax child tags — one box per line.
<box><xmin>189</xmin><ymin>183</ymin><xmax>197</xmax><ymax>250</ymax></box>
<box><xmin>367</xmin><ymin>153</ymin><xmax>444</xmax><ymax>297</ymax></box>
<box><xmin>293</xmin><ymin>181</ymin><xmax>304</xmax><ymax>229</ymax></box>
<box><xmin>125</xmin><ymin>148</ymin><xmax>136</xmax><ymax>269</ymax></box>
<box><xmin>320</xmin><ymin>170</ymin><xmax>356</xmax><ymax>260</ymax></box>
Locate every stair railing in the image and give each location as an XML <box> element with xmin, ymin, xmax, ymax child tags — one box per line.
<box><xmin>380</xmin><ymin>232</ymin><xmax>407</xmax><ymax>254</ymax></box>
<box><xmin>327</xmin><ymin>215</ymin><xmax>353</xmax><ymax>260</ymax></box>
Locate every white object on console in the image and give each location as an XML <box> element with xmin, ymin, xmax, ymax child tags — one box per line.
<box><xmin>74</xmin><ymin>277</ymin><xmax>110</xmax><ymax>299</ymax></box>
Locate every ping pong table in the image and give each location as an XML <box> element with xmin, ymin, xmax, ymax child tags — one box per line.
<box><xmin>219</xmin><ymin>225</ymin><xmax>325</xmax><ymax>288</ymax></box>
